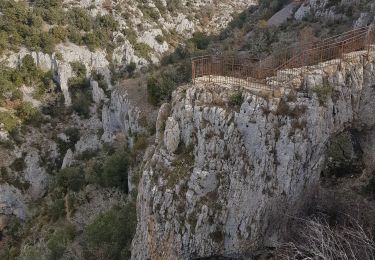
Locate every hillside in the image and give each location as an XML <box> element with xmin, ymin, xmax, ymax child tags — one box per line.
<box><xmin>0</xmin><ymin>0</ymin><xmax>375</xmax><ymax>259</ymax></box>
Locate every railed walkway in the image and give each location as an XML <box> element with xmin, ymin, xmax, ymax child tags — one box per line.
<box><xmin>192</xmin><ymin>25</ymin><xmax>375</xmax><ymax>91</ymax></box>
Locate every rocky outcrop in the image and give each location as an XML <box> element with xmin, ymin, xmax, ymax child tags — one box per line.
<box><xmin>294</xmin><ymin>0</ymin><xmax>375</xmax><ymax>26</ymax></box>
<box><xmin>23</xmin><ymin>151</ymin><xmax>48</xmax><ymax>199</ymax></box>
<box><xmin>91</xmin><ymin>80</ymin><xmax>107</xmax><ymax>104</ymax></box>
<box><xmin>0</xmin><ymin>185</ymin><xmax>27</xmax><ymax>220</ymax></box>
<box><xmin>61</xmin><ymin>149</ymin><xmax>74</xmax><ymax>169</ymax></box>
<box><xmin>0</xmin><ymin>123</ymin><xmax>9</xmax><ymax>142</ymax></box>
<box><xmin>294</xmin><ymin>0</ymin><xmax>345</xmax><ymax>22</ymax></box>
<box><xmin>102</xmin><ymin>89</ymin><xmax>144</xmax><ymax>143</ymax></box>
<box><xmin>163</xmin><ymin>117</ymin><xmax>180</xmax><ymax>153</ymax></box>
<box><xmin>2</xmin><ymin>44</ymin><xmax>111</xmax><ymax>106</ymax></box>
<box><xmin>131</xmin><ymin>51</ymin><xmax>375</xmax><ymax>259</ymax></box>
<box><xmin>155</xmin><ymin>103</ymin><xmax>171</xmax><ymax>144</ymax></box>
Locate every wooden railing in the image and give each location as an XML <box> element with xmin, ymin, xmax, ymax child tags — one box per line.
<box><xmin>191</xmin><ymin>25</ymin><xmax>375</xmax><ymax>90</ymax></box>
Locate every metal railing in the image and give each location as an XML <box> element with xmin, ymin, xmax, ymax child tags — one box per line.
<box><xmin>191</xmin><ymin>25</ymin><xmax>375</xmax><ymax>90</ymax></box>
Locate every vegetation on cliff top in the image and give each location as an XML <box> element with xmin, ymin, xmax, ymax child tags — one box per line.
<box><xmin>0</xmin><ymin>0</ymin><xmax>118</xmax><ymax>54</ymax></box>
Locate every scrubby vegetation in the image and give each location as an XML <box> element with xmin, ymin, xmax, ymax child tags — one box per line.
<box><xmin>1</xmin><ymin>1</ymin><xmax>375</xmax><ymax>259</ymax></box>
<box><xmin>322</xmin><ymin>131</ymin><xmax>363</xmax><ymax>179</ymax></box>
<box><xmin>275</xmin><ymin>193</ymin><xmax>375</xmax><ymax>259</ymax></box>
<box><xmin>0</xmin><ymin>0</ymin><xmax>119</xmax><ymax>54</ymax></box>
<box><xmin>310</xmin><ymin>84</ymin><xmax>334</xmax><ymax>105</ymax></box>
<box><xmin>229</xmin><ymin>91</ymin><xmax>243</xmax><ymax>107</ymax></box>
<box><xmin>0</xmin><ymin>55</ymin><xmax>52</xmax><ymax>105</ymax></box>
<box><xmin>86</xmin><ymin>148</ymin><xmax>130</xmax><ymax>193</ymax></box>
<box><xmin>83</xmin><ymin>203</ymin><xmax>136</xmax><ymax>259</ymax></box>
<box><xmin>68</xmin><ymin>61</ymin><xmax>93</xmax><ymax>118</ymax></box>
<box><xmin>0</xmin><ymin>141</ymin><xmax>139</xmax><ymax>259</ymax></box>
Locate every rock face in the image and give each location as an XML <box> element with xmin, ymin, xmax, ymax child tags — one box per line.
<box><xmin>131</xmin><ymin>51</ymin><xmax>375</xmax><ymax>259</ymax></box>
<box><xmin>294</xmin><ymin>0</ymin><xmax>375</xmax><ymax>26</ymax></box>
<box><xmin>102</xmin><ymin>88</ymin><xmax>144</xmax><ymax>143</ymax></box>
<box><xmin>2</xmin><ymin>44</ymin><xmax>111</xmax><ymax>106</ymax></box>
<box><xmin>0</xmin><ymin>185</ymin><xmax>27</xmax><ymax>220</ymax></box>
<box><xmin>23</xmin><ymin>151</ymin><xmax>48</xmax><ymax>199</ymax></box>
<box><xmin>91</xmin><ymin>80</ymin><xmax>107</xmax><ymax>104</ymax></box>
<box><xmin>155</xmin><ymin>103</ymin><xmax>171</xmax><ymax>144</ymax></box>
<box><xmin>0</xmin><ymin>0</ymin><xmax>257</xmax><ymax>105</ymax></box>
<box><xmin>163</xmin><ymin>117</ymin><xmax>180</xmax><ymax>153</ymax></box>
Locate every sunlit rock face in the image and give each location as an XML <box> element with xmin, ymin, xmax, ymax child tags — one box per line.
<box><xmin>132</xmin><ymin>52</ymin><xmax>375</xmax><ymax>259</ymax></box>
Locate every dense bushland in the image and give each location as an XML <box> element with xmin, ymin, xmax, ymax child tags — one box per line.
<box><xmin>0</xmin><ymin>0</ymin><xmax>119</xmax><ymax>54</ymax></box>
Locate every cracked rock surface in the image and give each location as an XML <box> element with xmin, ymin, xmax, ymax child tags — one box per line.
<box><xmin>132</xmin><ymin>52</ymin><xmax>375</xmax><ymax>259</ymax></box>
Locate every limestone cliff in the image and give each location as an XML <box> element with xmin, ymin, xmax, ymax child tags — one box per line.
<box><xmin>0</xmin><ymin>0</ymin><xmax>257</xmax><ymax>218</ymax></box>
<box><xmin>131</xmin><ymin>52</ymin><xmax>375</xmax><ymax>259</ymax></box>
<box><xmin>294</xmin><ymin>0</ymin><xmax>375</xmax><ymax>27</ymax></box>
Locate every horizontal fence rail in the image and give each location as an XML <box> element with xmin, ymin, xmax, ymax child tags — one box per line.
<box><xmin>192</xmin><ymin>25</ymin><xmax>375</xmax><ymax>90</ymax></box>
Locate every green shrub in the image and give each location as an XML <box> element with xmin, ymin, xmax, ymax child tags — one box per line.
<box><xmin>133</xmin><ymin>134</ymin><xmax>148</xmax><ymax>152</ymax></box>
<box><xmin>47</xmin><ymin>223</ymin><xmax>76</xmax><ymax>260</ymax></box>
<box><xmin>83</xmin><ymin>203</ymin><xmax>136</xmax><ymax>260</ymax></box>
<box><xmin>3</xmin><ymin>216</ymin><xmax>22</xmax><ymax>240</ymax></box>
<box><xmin>139</xmin><ymin>4</ymin><xmax>160</xmax><ymax>21</ymax></box>
<box><xmin>40</xmin><ymin>32</ymin><xmax>57</xmax><ymax>53</ymax></box>
<box><xmin>1</xmin><ymin>165</ymin><xmax>30</xmax><ymax>190</ymax></box>
<box><xmin>19</xmin><ymin>55</ymin><xmax>44</xmax><ymax>85</ymax></box>
<box><xmin>46</xmin><ymin>197</ymin><xmax>65</xmax><ymax>221</ymax></box>
<box><xmin>191</xmin><ymin>32</ymin><xmax>211</xmax><ymax>50</ymax></box>
<box><xmin>147</xmin><ymin>74</ymin><xmax>174</xmax><ymax>105</ymax></box>
<box><xmin>67</xmin><ymin>7</ymin><xmax>92</xmax><ymax>32</ymax></box>
<box><xmin>155</xmin><ymin>34</ymin><xmax>164</xmax><ymax>44</ymax></box>
<box><xmin>166</xmin><ymin>0</ymin><xmax>181</xmax><ymax>12</ymax></box>
<box><xmin>70</xmin><ymin>61</ymin><xmax>87</xmax><ymax>80</ymax></box>
<box><xmin>16</xmin><ymin>102</ymin><xmax>38</xmax><ymax>122</ymax></box>
<box><xmin>55</xmin><ymin>51</ymin><xmax>63</xmax><ymax>61</ymax></box>
<box><xmin>0</xmin><ymin>112</ymin><xmax>18</xmax><ymax>132</ymax></box>
<box><xmin>0</xmin><ymin>31</ymin><xmax>8</xmax><ymax>55</ymax></box>
<box><xmin>210</xmin><ymin>228</ymin><xmax>224</xmax><ymax>244</ymax></box>
<box><xmin>68</xmin><ymin>62</ymin><xmax>92</xmax><ymax>117</ymax></box>
<box><xmin>84</xmin><ymin>32</ymin><xmax>100</xmax><ymax>51</ymax></box>
<box><xmin>134</xmin><ymin>42</ymin><xmax>152</xmax><ymax>60</ymax></box>
<box><xmin>101</xmin><ymin>149</ymin><xmax>129</xmax><ymax>192</ymax></box>
<box><xmin>126</xmin><ymin>62</ymin><xmax>136</xmax><ymax>76</ymax></box>
<box><xmin>71</xmin><ymin>90</ymin><xmax>92</xmax><ymax>118</ymax></box>
<box><xmin>310</xmin><ymin>84</ymin><xmax>334</xmax><ymax>105</ymax></box>
<box><xmin>10</xmin><ymin>157</ymin><xmax>26</xmax><ymax>172</ymax></box>
<box><xmin>123</xmin><ymin>28</ymin><xmax>137</xmax><ymax>46</ymax></box>
<box><xmin>146</xmin><ymin>61</ymin><xmax>191</xmax><ymax>105</ymax></box>
<box><xmin>49</xmin><ymin>26</ymin><xmax>67</xmax><ymax>42</ymax></box>
<box><xmin>67</xmin><ymin>26</ymin><xmax>83</xmax><ymax>45</ymax></box>
<box><xmin>95</xmin><ymin>14</ymin><xmax>118</xmax><ymax>32</ymax></box>
<box><xmin>55</xmin><ymin>166</ymin><xmax>85</xmax><ymax>192</ymax></box>
<box><xmin>323</xmin><ymin>131</ymin><xmax>362</xmax><ymax>178</ymax></box>
<box><xmin>228</xmin><ymin>91</ymin><xmax>243</xmax><ymax>108</ymax></box>
<box><xmin>55</xmin><ymin>127</ymin><xmax>80</xmax><ymax>155</ymax></box>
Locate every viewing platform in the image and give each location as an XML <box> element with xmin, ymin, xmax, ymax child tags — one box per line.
<box><xmin>192</xmin><ymin>26</ymin><xmax>375</xmax><ymax>92</ymax></box>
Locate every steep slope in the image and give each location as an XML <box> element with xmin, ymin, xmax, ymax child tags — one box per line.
<box><xmin>0</xmin><ymin>1</ymin><xmax>263</xmax><ymax>258</ymax></box>
<box><xmin>132</xmin><ymin>51</ymin><xmax>375</xmax><ymax>259</ymax></box>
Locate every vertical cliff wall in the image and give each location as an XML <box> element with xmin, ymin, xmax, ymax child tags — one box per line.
<box><xmin>131</xmin><ymin>52</ymin><xmax>375</xmax><ymax>259</ymax></box>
